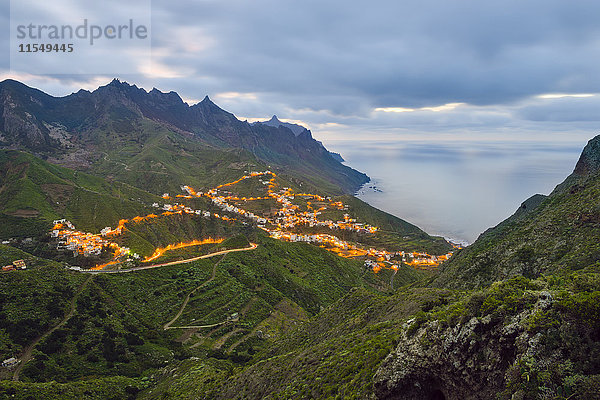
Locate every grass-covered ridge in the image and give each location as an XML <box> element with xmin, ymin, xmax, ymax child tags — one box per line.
<box><xmin>0</xmin><ymin>150</ymin><xmax>160</xmax><ymax>237</ymax></box>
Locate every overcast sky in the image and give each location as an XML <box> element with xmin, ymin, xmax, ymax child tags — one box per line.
<box><xmin>1</xmin><ymin>0</ymin><xmax>599</xmax><ymax>145</ymax></box>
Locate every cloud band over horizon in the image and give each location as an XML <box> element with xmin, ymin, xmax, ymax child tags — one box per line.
<box><xmin>1</xmin><ymin>0</ymin><xmax>599</xmax><ymax>145</ymax></box>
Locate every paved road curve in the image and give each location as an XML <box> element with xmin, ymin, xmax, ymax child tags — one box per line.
<box><xmin>81</xmin><ymin>243</ymin><xmax>258</xmax><ymax>274</ymax></box>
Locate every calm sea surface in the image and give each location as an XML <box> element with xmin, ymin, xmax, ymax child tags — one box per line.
<box><xmin>322</xmin><ymin>139</ymin><xmax>585</xmax><ymax>244</ymax></box>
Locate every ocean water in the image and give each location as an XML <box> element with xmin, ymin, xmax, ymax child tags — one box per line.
<box><xmin>322</xmin><ymin>139</ymin><xmax>585</xmax><ymax>244</ymax></box>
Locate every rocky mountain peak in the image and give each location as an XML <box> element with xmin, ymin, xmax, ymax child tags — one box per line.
<box><xmin>0</xmin><ymin>79</ymin><xmax>368</xmax><ymax>192</ymax></box>
<box><xmin>573</xmin><ymin>134</ymin><xmax>600</xmax><ymax>177</ymax></box>
<box><xmin>256</xmin><ymin>115</ymin><xmax>308</xmax><ymax>136</ymax></box>
<box><xmin>106</xmin><ymin>78</ymin><xmax>130</xmax><ymax>89</ymax></box>
<box><xmin>196</xmin><ymin>95</ymin><xmax>222</xmax><ymax>110</ymax></box>
<box><xmin>96</xmin><ymin>78</ymin><xmax>137</xmax><ymax>96</ymax></box>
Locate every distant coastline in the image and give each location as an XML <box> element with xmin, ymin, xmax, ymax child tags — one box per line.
<box><xmin>353</xmin><ymin>179</ymin><xmax>383</xmax><ymax>196</ymax></box>
<box><xmin>329</xmin><ymin>139</ymin><xmax>581</xmax><ymax>244</ymax></box>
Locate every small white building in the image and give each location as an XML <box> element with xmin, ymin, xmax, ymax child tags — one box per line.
<box><xmin>2</xmin><ymin>358</ymin><xmax>20</xmax><ymax>368</ymax></box>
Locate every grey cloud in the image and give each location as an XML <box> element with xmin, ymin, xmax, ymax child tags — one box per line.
<box><xmin>148</xmin><ymin>0</ymin><xmax>600</xmax><ymax>110</ymax></box>
<box><xmin>1</xmin><ymin>2</ymin><xmax>9</xmax><ymax>69</ymax></box>
<box><xmin>2</xmin><ymin>0</ymin><xmax>600</xmax><ymax>141</ymax></box>
<box><xmin>517</xmin><ymin>97</ymin><xmax>600</xmax><ymax>122</ymax></box>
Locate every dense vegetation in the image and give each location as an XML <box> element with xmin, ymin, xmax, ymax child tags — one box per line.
<box><xmin>0</xmin><ymin>236</ymin><xmax>398</xmax><ymax>393</ymax></box>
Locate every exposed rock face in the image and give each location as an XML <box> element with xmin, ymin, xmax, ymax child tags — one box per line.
<box><xmin>573</xmin><ymin>135</ymin><xmax>600</xmax><ymax>177</ymax></box>
<box><xmin>256</xmin><ymin>115</ymin><xmax>308</xmax><ymax>136</ymax></box>
<box><xmin>2</xmin><ymin>105</ymin><xmax>51</xmax><ymax>150</ymax></box>
<box><xmin>0</xmin><ymin>89</ymin><xmax>58</xmax><ymax>151</ymax></box>
<box><xmin>374</xmin><ymin>316</ymin><xmax>517</xmax><ymax>399</ymax></box>
<box><xmin>328</xmin><ymin>151</ymin><xmax>345</xmax><ymax>162</ymax></box>
<box><xmin>373</xmin><ymin>292</ymin><xmax>559</xmax><ymax>400</ymax></box>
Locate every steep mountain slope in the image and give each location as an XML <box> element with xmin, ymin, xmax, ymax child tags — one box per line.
<box><xmin>0</xmin><ymin>79</ymin><xmax>367</xmax><ymax>195</ymax></box>
<box><xmin>0</xmin><ymin>150</ymin><xmax>159</xmax><ymax>237</ymax></box>
<box><xmin>0</xmin><ymin>146</ymin><xmax>445</xmax><ymax>396</ymax></box>
<box><xmin>254</xmin><ymin>115</ymin><xmax>346</xmax><ymax>161</ymax></box>
<box><xmin>254</xmin><ymin>115</ymin><xmax>308</xmax><ymax>136</ymax></box>
<box><xmin>138</xmin><ymin>285</ymin><xmax>455</xmax><ymax>400</ymax></box>
<box><xmin>0</xmin><ymin>149</ymin><xmax>448</xmax><ymax>259</ymax></box>
<box><xmin>141</xmin><ymin>271</ymin><xmax>600</xmax><ymax>400</ymax></box>
<box><xmin>432</xmin><ymin>135</ymin><xmax>600</xmax><ymax>289</ymax></box>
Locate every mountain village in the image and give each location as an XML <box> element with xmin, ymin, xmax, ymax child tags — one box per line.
<box><xmin>48</xmin><ymin>171</ymin><xmax>453</xmax><ymax>272</ymax></box>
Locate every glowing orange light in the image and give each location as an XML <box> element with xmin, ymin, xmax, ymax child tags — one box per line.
<box><xmin>143</xmin><ymin>238</ymin><xmax>225</xmax><ymax>262</ymax></box>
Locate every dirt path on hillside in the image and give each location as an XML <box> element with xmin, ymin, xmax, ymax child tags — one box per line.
<box><xmin>213</xmin><ymin>328</ymin><xmax>246</xmax><ymax>350</ymax></box>
<box><xmin>163</xmin><ymin>254</ymin><xmax>226</xmax><ymax>330</ymax></box>
<box><xmin>12</xmin><ymin>275</ymin><xmax>93</xmax><ymax>381</ymax></box>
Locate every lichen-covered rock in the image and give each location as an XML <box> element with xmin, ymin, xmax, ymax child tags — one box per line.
<box><xmin>374</xmin><ymin>313</ymin><xmax>527</xmax><ymax>399</ymax></box>
<box><xmin>373</xmin><ymin>282</ymin><xmax>600</xmax><ymax>400</ymax></box>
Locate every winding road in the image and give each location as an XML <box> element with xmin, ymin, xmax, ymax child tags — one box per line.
<box><xmin>163</xmin><ymin>253</ymin><xmax>227</xmax><ymax>330</ymax></box>
<box><xmin>83</xmin><ymin>243</ymin><xmax>258</xmax><ymax>274</ymax></box>
<box><xmin>11</xmin><ymin>244</ymin><xmax>258</xmax><ymax>379</ymax></box>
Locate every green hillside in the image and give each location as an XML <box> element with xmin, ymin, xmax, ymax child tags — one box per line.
<box><xmin>136</xmin><ymin>283</ymin><xmax>452</xmax><ymax>400</ymax></box>
<box><xmin>137</xmin><ymin>136</ymin><xmax>600</xmax><ymax>400</ymax></box>
<box><xmin>0</xmin><ymin>150</ymin><xmax>160</xmax><ymax>237</ymax></box>
<box><xmin>0</xmin><ymin>237</ymin><xmax>394</xmax><ymax>388</ymax></box>
<box><xmin>2</xmin><ymin>134</ymin><xmax>599</xmax><ymax>399</ymax></box>
<box><xmin>87</xmin><ymin>119</ymin><xmax>272</xmax><ymax>196</ymax></box>
<box><xmin>138</xmin><ymin>270</ymin><xmax>600</xmax><ymax>400</ymax></box>
<box><xmin>1</xmin><ymin>80</ymin><xmax>599</xmax><ymax>400</ymax></box>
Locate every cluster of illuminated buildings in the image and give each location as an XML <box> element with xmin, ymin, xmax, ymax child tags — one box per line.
<box><xmin>51</xmin><ymin>219</ymin><xmax>135</xmax><ymax>259</ymax></box>
<box><xmin>178</xmin><ymin>171</ymin><xmax>452</xmax><ymax>272</ymax></box>
<box><xmin>48</xmin><ymin>170</ymin><xmax>453</xmax><ymax>272</ymax></box>
<box><xmin>200</xmin><ymin>171</ymin><xmax>378</xmax><ymax>235</ymax></box>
